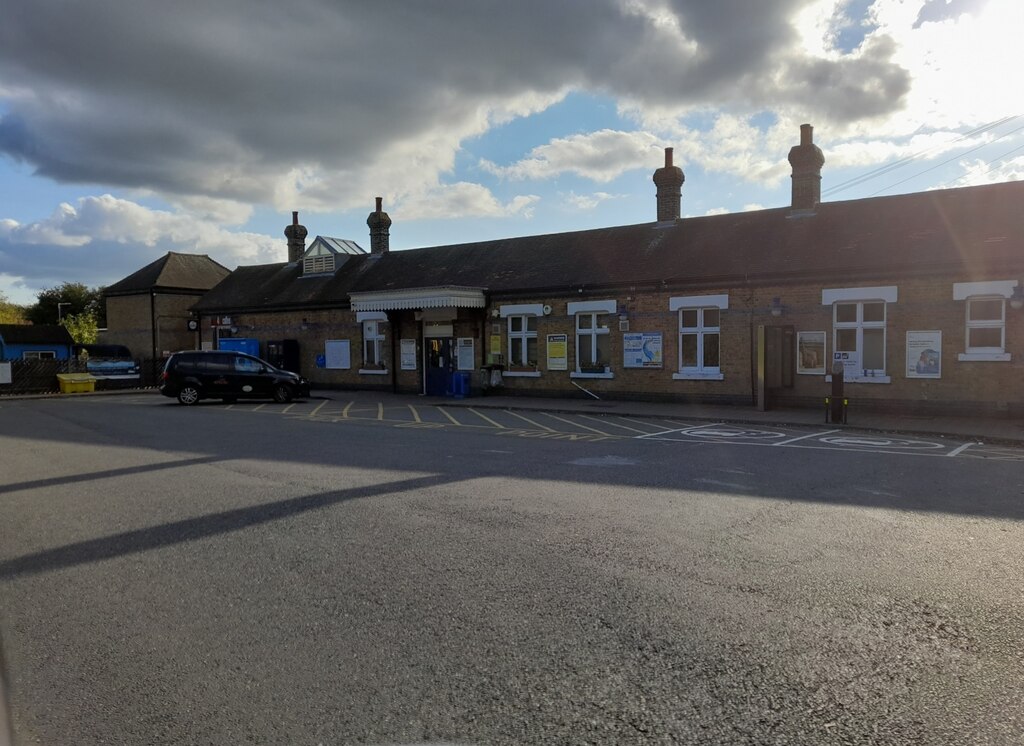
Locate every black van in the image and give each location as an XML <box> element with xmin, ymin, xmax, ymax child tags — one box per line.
<box><xmin>160</xmin><ymin>350</ymin><xmax>311</xmax><ymax>405</ymax></box>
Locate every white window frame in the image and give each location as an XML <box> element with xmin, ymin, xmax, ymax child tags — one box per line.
<box><xmin>960</xmin><ymin>296</ymin><xmax>1009</xmax><ymax>361</ymax></box>
<box><xmin>359</xmin><ymin>320</ymin><xmax>387</xmax><ymax>374</ymax></box>
<box><xmin>832</xmin><ymin>300</ymin><xmax>889</xmax><ymax>381</ymax></box>
<box><xmin>670</xmin><ymin>294</ymin><xmax>727</xmax><ymax>381</ymax></box>
<box><xmin>673</xmin><ymin>307</ymin><xmax>723</xmax><ymax>380</ymax></box>
<box><xmin>571</xmin><ymin>312</ymin><xmax>611</xmax><ymax>377</ymax></box>
<box><xmin>506</xmin><ymin>314</ymin><xmax>539</xmax><ymax>374</ymax></box>
<box><xmin>953</xmin><ymin>282</ymin><xmax>1016</xmax><ymax>362</ymax></box>
<box><xmin>22</xmin><ymin>350</ymin><xmax>56</xmax><ymax>360</ymax></box>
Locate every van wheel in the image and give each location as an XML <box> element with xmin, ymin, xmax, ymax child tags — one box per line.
<box><xmin>177</xmin><ymin>386</ymin><xmax>200</xmax><ymax>405</ymax></box>
<box><xmin>273</xmin><ymin>384</ymin><xmax>293</xmax><ymax>403</ymax></box>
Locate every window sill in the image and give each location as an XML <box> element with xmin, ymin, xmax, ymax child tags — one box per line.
<box><xmin>570</xmin><ymin>371</ymin><xmax>614</xmax><ymax>379</ymax></box>
<box><xmin>672</xmin><ymin>372</ymin><xmax>724</xmax><ymax>381</ymax></box>
<box><xmin>358</xmin><ymin>368</ymin><xmax>389</xmax><ymax>375</ymax></box>
<box><xmin>503</xmin><ymin>370</ymin><xmax>541</xmax><ymax>378</ymax></box>
<box><xmin>825</xmin><ymin>375</ymin><xmax>891</xmax><ymax>384</ymax></box>
<box><xmin>958</xmin><ymin>352</ymin><xmax>1011</xmax><ymax>362</ymax></box>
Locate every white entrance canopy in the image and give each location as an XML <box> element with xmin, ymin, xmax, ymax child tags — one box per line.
<box><xmin>349</xmin><ymin>286</ymin><xmax>487</xmax><ymax>311</ymax></box>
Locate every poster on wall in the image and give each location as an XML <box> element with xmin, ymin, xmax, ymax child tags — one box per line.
<box><xmin>623</xmin><ymin>332</ymin><xmax>662</xmax><ymax>368</ymax></box>
<box><xmin>833</xmin><ymin>350</ymin><xmax>861</xmax><ymax>378</ymax></box>
<box><xmin>456</xmin><ymin>337</ymin><xmax>475</xmax><ymax>370</ymax></box>
<box><xmin>797</xmin><ymin>331</ymin><xmax>826</xmax><ymax>375</ymax></box>
<box><xmin>546</xmin><ymin>333</ymin><xmax>568</xmax><ymax>371</ymax></box>
<box><xmin>400</xmin><ymin>339</ymin><xmax>417</xmax><ymax>370</ymax></box>
<box><xmin>0</xmin><ymin>361</ymin><xmax>11</xmax><ymax>385</ymax></box>
<box><xmin>906</xmin><ymin>331</ymin><xmax>941</xmax><ymax>378</ymax></box>
<box><xmin>324</xmin><ymin>339</ymin><xmax>351</xmax><ymax>369</ymax></box>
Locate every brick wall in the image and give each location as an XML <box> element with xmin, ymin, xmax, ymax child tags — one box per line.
<box><xmin>196</xmin><ymin>273</ymin><xmax>1023</xmax><ymax>414</ymax></box>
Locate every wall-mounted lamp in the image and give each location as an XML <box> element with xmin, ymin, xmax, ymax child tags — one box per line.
<box><xmin>300</xmin><ymin>318</ymin><xmax>310</xmax><ymax>331</ymax></box>
<box><xmin>1010</xmin><ymin>285</ymin><xmax>1024</xmax><ymax>311</ymax></box>
<box><xmin>770</xmin><ymin>297</ymin><xmax>784</xmax><ymax>317</ymax></box>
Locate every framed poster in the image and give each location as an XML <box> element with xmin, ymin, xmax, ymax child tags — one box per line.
<box><xmin>906</xmin><ymin>331</ymin><xmax>941</xmax><ymax>378</ymax></box>
<box><xmin>797</xmin><ymin>331</ymin><xmax>826</xmax><ymax>375</ymax></box>
<box><xmin>456</xmin><ymin>337</ymin><xmax>475</xmax><ymax>370</ymax></box>
<box><xmin>400</xmin><ymin>338</ymin><xmax>417</xmax><ymax>370</ymax></box>
<box><xmin>623</xmin><ymin>332</ymin><xmax>662</xmax><ymax>368</ymax></box>
<box><xmin>546</xmin><ymin>333</ymin><xmax>568</xmax><ymax>371</ymax></box>
<box><xmin>0</xmin><ymin>361</ymin><xmax>11</xmax><ymax>385</ymax></box>
<box><xmin>324</xmin><ymin>339</ymin><xmax>351</xmax><ymax>369</ymax></box>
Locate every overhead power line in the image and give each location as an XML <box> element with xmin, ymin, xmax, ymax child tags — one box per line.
<box><xmin>822</xmin><ymin>114</ymin><xmax>1021</xmax><ymax>198</ymax></box>
<box><xmin>869</xmin><ymin>121</ymin><xmax>1024</xmax><ymax>197</ymax></box>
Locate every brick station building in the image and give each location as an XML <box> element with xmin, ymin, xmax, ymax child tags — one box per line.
<box><xmin>185</xmin><ymin>125</ymin><xmax>1023</xmax><ymax>416</ymax></box>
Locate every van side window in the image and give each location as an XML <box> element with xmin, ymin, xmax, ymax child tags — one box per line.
<box><xmin>234</xmin><ymin>356</ymin><xmax>261</xmax><ymax>373</ymax></box>
<box><xmin>205</xmin><ymin>354</ymin><xmax>233</xmax><ymax>373</ymax></box>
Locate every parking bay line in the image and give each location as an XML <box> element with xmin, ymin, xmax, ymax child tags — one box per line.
<box><xmin>436</xmin><ymin>406</ymin><xmax>462</xmax><ymax>425</ymax></box>
<box><xmin>468</xmin><ymin>408</ymin><xmax>506</xmax><ymax>428</ymax></box>
<box><xmin>542</xmin><ymin>412</ymin><xmax>617</xmax><ymax>436</ymax></box>
<box><xmin>577</xmin><ymin>414</ymin><xmax>654</xmax><ymax>435</ymax></box>
<box><xmin>408</xmin><ymin>404</ymin><xmax>422</xmax><ymax>423</ymax></box>
<box><xmin>503</xmin><ymin>409</ymin><xmax>556</xmax><ymax>431</ymax></box>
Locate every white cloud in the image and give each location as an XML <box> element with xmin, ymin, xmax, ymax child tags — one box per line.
<box><xmin>564</xmin><ymin>191</ymin><xmax>621</xmax><ymax>210</ymax></box>
<box><xmin>482</xmin><ymin>130</ymin><xmax>664</xmax><ymax>182</ymax></box>
<box><xmin>951</xmin><ymin>156</ymin><xmax>1024</xmax><ymax>188</ymax></box>
<box><xmin>397</xmin><ymin>183</ymin><xmax>540</xmax><ymax>221</ymax></box>
<box><xmin>0</xmin><ymin>195</ymin><xmax>283</xmax><ymax>295</ymax></box>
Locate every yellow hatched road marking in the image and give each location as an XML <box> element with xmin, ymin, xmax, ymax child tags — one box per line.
<box><xmin>543</xmin><ymin>412</ymin><xmax>615</xmax><ymax>436</ymax></box>
<box><xmin>578</xmin><ymin>414</ymin><xmax>650</xmax><ymax>434</ymax></box>
<box><xmin>620</xmin><ymin>416</ymin><xmax>676</xmax><ymax>433</ymax></box>
<box><xmin>281</xmin><ymin>403</ymin><xmax>296</xmax><ymax>414</ymax></box>
<box><xmin>378</xmin><ymin>402</ymin><xmax>384</xmax><ymax>421</ymax></box>
<box><xmin>503</xmin><ymin>409</ymin><xmax>555</xmax><ymax>431</ymax></box>
<box><xmin>342</xmin><ymin>401</ymin><xmax>354</xmax><ymax>419</ymax></box>
<box><xmin>408</xmin><ymin>404</ymin><xmax>422</xmax><ymax>423</ymax></box>
<box><xmin>308</xmin><ymin>400</ymin><xmax>327</xmax><ymax>418</ymax></box>
<box><xmin>437</xmin><ymin>406</ymin><xmax>461</xmax><ymax>425</ymax></box>
<box><xmin>252</xmin><ymin>403</ymin><xmax>266</xmax><ymax>412</ymax></box>
<box><xmin>468</xmin><ymin>408</ymin><xmax>505</xmax><ymax>428</ymax></box>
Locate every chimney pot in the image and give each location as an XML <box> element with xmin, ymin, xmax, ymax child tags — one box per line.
<box><xmin>292</xmin><ymin>210</ymin><xmax>299</xmax><ymax>225</ymax></box>
<box><xmin>367</xmin><ymin>197</ymin><xmax>391</xmax><ymax>255</ymax></box>
<box><xmin>788</xmin><ymin>124</ymin><xmax>825</xmax><ymax>211</ymax></box>
<box><xmin>665</xmin><ymin>147</ymin><xmax>673</xmax><ymax>168</ymax></box>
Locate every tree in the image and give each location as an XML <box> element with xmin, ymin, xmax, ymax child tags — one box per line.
<box><xmin>0</xmin><ymin>291</ymin><xmax>28</xmax><ymax>324</ymax></box>
<box><xmin>26</xmin><ymin>282</ymin><xmax>106</xmax><ymax>327</ymax></box>
<box><xmin>62</xmin><ymin>310</ymin><xmax>100</xmax><ymax>344</ymax></box>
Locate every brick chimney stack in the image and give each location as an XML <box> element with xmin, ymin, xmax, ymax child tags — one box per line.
<box><xmin>367</xmin><ymin>197</ymin><xmax>392</xmax><ymax>255</ymax></box>
<box><xmin>284</xmin><ymin>210</ymin><xmax>308</xmax><ymax>263</ymax></box>
<box><xmin>788</xmin><ymin>124</ymin><xmax>825</xmax><ymax>211</ymax></box>
<box><xmin>652</xmin><ymin>147</ymin><xmax>684</xmax><ymax>222</ymax></box>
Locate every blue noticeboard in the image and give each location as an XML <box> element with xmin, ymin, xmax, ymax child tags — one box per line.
<box><xmin>218</xmin><ymin>338</ymin><xmax>260</xmax><ymax>357</ymax></box>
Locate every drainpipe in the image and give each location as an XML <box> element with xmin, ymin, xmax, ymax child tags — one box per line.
<box><xmin>390</xmin><ymin>312</ymin><xmax>399</xmax><ymax>394</ymax></box>
<box><xmin>150</xmin><ymin>291</ymin><xmax>157</xmax><ymax>362</ymax></box>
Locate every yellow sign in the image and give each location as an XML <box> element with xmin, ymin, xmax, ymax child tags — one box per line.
<box><xmin>546</xmin><ymin>333</ymin><xmax>568</xmax><ymax>370</ymax></box>
<box><xmin>489</xmin><ymin>334</ymin><xmax>502</xmax><ymax>355</ymax></box>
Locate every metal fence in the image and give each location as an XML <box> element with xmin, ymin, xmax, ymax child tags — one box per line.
<box><xmin>0</xmin><ymin>358</ymin><xmax>166</xmax><ymax>396</ymax></box>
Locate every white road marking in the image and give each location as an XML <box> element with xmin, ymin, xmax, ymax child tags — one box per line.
<box><xmin>772</xmin><ymin>429</ymin><xmax>838</xmax><ymax>446</ymax></box>
<box><xmin>577</xmin><ymin>414</ymin><xmax>651</xmax><ymax>434</ymax></box>
<box><xmin>947</xmin><ymin>442</ymin><xmax>975</xmax><ymax>457</ymax></box>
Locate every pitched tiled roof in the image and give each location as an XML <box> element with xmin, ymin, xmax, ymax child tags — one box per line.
<box><xmin>192</xmin><ymin>254</ymin><xmax>373</xmax><ymax>312</ymax></box>
<box><xmin>0</xmin><ymin>324</ymin><xmax>74</xmax><ymax>345</ymax></box>
<box><xmin>193</xmin><ymin>181</ymin><xmax>1024</xmax><ymax>313</ymax></box>
<box><xmin>104</xmin><ymin>252</ymin><xmax>231</xmax><ymax>296</ymax></box>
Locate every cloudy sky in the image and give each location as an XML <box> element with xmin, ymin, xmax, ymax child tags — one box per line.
<box><xmin>1</xmin><ymin>0</ymin><xmax>1022</xmax><ymax>305</ymax></box>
